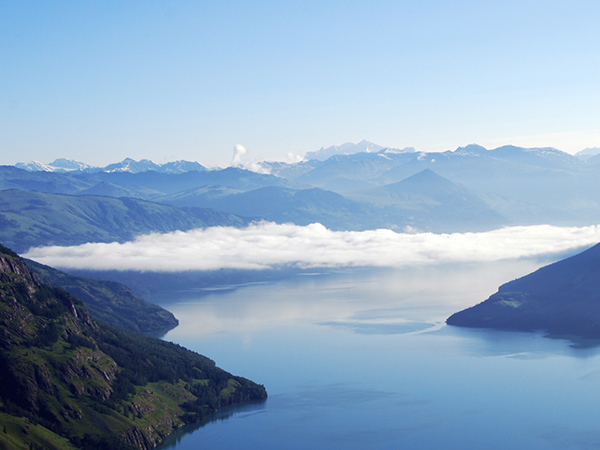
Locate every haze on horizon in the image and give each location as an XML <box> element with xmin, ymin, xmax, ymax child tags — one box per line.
<box><xmin>2</xmin><ymin>1</ymin><xmax>600</xmax><ymax>167</ymax></box>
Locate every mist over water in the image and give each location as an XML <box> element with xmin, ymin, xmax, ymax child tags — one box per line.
<box><xmin>152</xmin><ymin>261</ymin><xmax>600</xmax><ymax>450</ymax></box>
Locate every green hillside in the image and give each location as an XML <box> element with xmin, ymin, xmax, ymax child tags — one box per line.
<box><xmin>0</xmin><ymin>244</ymin><xmax>267</xmax><ymax>450</ymax></box>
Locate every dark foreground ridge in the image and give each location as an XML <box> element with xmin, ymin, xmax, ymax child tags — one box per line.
<box><xmin>0</xmin><ymin>243</ymin><xmax>267</xmax><ymax>450</ymax></box>
<box><xmin>447</xmin><ymin>243</ymin><xmax>600</xmax><ymax>338</ymax></box>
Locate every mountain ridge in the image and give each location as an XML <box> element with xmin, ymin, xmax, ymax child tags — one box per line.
<box><xmin>446</xmin><ymin>243</ymin><xmax>600</xmax><ymax>338</ymax></box>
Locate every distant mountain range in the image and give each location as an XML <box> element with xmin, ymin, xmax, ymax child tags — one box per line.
<box><xmin>14</xmin><ymin>142</ymin><xmax>598</xmax><ymax>174</ymax></box>
<box><xmin>303</xmin><ymin>139</ymin><xmax>415</xmax><ymax>161</ymax></box>
<box><xmin>3</xmin><ymin>141</ymin><xmax>600</xmax><ymax>254</ymax></box>
<box><xmin>16</xmin><ymin>157</ymin><xmax>207</xmax><ymax>174</ymax></box>
<box><xmin>447</xmin><ymin>243</ymin><xmax>600</xmax><ymax>339</ymax></box>
<box><xmin>152</xmin><ymin>170</ymin><xmax>507</xmax><ymax>232</ymax></box>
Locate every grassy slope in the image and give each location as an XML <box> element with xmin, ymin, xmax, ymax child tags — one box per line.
<box><xmin>0</xmin><ymin>246</ymin><xmax>267</xmax><ymax>450</ymax></box>
<box><xmin>0</xmin><ymin>411</ymin><xmax>78</xmax><ymax>450</ymax></box>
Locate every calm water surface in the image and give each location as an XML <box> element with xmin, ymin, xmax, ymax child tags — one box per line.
<box><xmin>152</xmin><ymin>261</ymin><xmax>600</xmax><ymax>450</ymax></box>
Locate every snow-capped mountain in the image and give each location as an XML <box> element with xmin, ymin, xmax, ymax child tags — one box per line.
<box><xmin>102</xmin><ymin>158</ymin><xmax>162</xmax><ymax>173</ymax></box>
<box><xmin>14</xmin><ymin>160</ymin><xmax>58</xmax><ymax>172</ymax></box>
<box><xmin>14</xmin><ymin>158</ymin><xmax>206</xmax><ymax>174</ymax></box>
<box><xmin>304</xmin><ymin>140</ymin><xmax>414</xmax><ymax>161</ymax></box>
<box><xmin>48</xmin><ymin>158</ymin><xmax>96</xmax><ymax>172</ymax></box>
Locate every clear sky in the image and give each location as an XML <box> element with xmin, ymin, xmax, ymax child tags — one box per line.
<box><xmin>2</xmin><ymin>1</ymin><xmax>600</xmax><ymax>168</ymax></box>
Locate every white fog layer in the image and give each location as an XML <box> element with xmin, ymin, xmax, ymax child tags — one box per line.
<box><xmin>23</xmin><ymin>222</ymin><xmax>600</xmax><ymax>272</ymax></box>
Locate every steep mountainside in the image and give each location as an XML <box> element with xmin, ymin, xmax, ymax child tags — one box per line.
<box><xmin>0</xmin><ymin>244</ymin><xmax>267</xmax><ymax>450</ymax></box>
<box><xmin>24</xmin><ymin>259</ymin><xmax>178</xmax><ymax>334</ymax></box>
<box><xmin>447</xmin><ymin>243</ymin><xmax>600</xmax><ymax>338</ymax></box>
<box><xmin>0</xmin><ymin>190</ymin><xmax>248</xmax><ymax>253</ymax></box>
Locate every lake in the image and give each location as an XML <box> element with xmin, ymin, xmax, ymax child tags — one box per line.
<box><xmin>151</xmin><ymin>260</ymin><xmax>600</xmax><ymax>450</ymax></box>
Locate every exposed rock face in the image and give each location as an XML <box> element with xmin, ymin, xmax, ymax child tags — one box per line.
<box><xmin>447</xmin><ymin>243</ymin><xmax>600</xmax><ymax>338</ymax></box>
<box><xmin>0</xmin><ymin>253</ymin><xmax>37</xmax><ymax>288</ymax></box>
<box><xmin>0</xmin><ymin>244</ymin><xmax>267</xmax><ymax>450</ymax></box>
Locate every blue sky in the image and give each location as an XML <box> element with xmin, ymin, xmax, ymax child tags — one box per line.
<box><xmin>2</xmin><ymin>1</ymin><xmax>600</xmax><ymax>167</ymax></box>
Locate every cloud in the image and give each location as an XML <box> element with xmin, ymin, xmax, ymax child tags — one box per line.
<box><xmin>23</xmin><ymin>222</ymin><xmax>600</xmax><ymax>273</ymax></box>
<box><xmin>230</xmin><ymin>144</ymin><xmax>271</xmax><ymax>174</ymax></box>
<box><xmin>231</xmin><ymin>144</ymin><xmax>247</xmax><ymax>166</ymax></box>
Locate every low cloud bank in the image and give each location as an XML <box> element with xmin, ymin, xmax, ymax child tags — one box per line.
<box><xmin>23</xmin><ymin>222</ymin><xmax>600</xmax><ymax>272</ymax></box>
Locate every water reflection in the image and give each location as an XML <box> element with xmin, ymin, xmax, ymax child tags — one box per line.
<box><xmin>157</xmin><ymin>401</ymin><xmax>268</xmax><ymax>449</ymax></box>
<box><xmin>152</xmin><ymin>259</ymin><xmax>600</xmax><ymax>450</ymax></box>
<box><xmin>441</xmin><ymin>325</ymin><xmax>600</xmax><ymax>357</ymax></box>
<box><xmin>318</xmin><ymin>320</ymin><xmax>435</xmax><ymax>335</ymax></box>
<box><xmin>152</xmin><ymin>260</ymin><xmax>544</xmax><ymax>339</ymax></box>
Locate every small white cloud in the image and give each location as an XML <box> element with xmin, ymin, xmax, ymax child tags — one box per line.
<box><xmin>231</xmin><ymin>144</ymin><xmax>247</xmax><ymax>167</ymax></box>
<box><xmin>286</xmin><ymin>152</ymin><xmax>305</xmax><ymax>163</ymax></box>
<box><xmin>229</xmin><ymin>144</ymin><xmax>271</xmax><ymax>174</ymax></box>
<box><xmin>23</xmin><ymin>222</ymin><xmax>600</xmax><ymax>273</ymax></box>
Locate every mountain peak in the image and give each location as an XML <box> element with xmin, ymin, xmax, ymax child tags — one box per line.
<box><xmin>455</xmin><ymin>144</ymin><xmax>488</xmax><ymax>154</ymax></box>
<box><xmin>305</xmin><ymin>140</ymin><xmax>385</xmax><ymax>161</ymax></box>
<box><xmin>399</xmin><ymin>168</ymin><xmax>454</xmax><ymax>186</ymax></box>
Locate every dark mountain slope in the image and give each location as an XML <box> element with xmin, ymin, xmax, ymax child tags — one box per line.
<box><xmin>447</xmin><ymin>243</ymin><xmax>600</xmax><ymax>338</ymax></box>
<box><xmin>0</xmin><ymin>244</ymin><xmax>267</xmax><ymax>450</ymax></box>
<box><xmin>24</xmin><ymin>259</ymin><xmax>178</xmax><ymax>334</ymax></box>
<box><xmin>0</xmin><ymin>190</ymin><xmax>248</xmax><ymax>252</ymax></box>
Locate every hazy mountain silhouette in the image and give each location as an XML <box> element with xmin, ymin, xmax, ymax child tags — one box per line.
<box><xmin>0</xmin><ymin>190</ymin><xmax>248</xmax><ymax>252</ymax></box>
